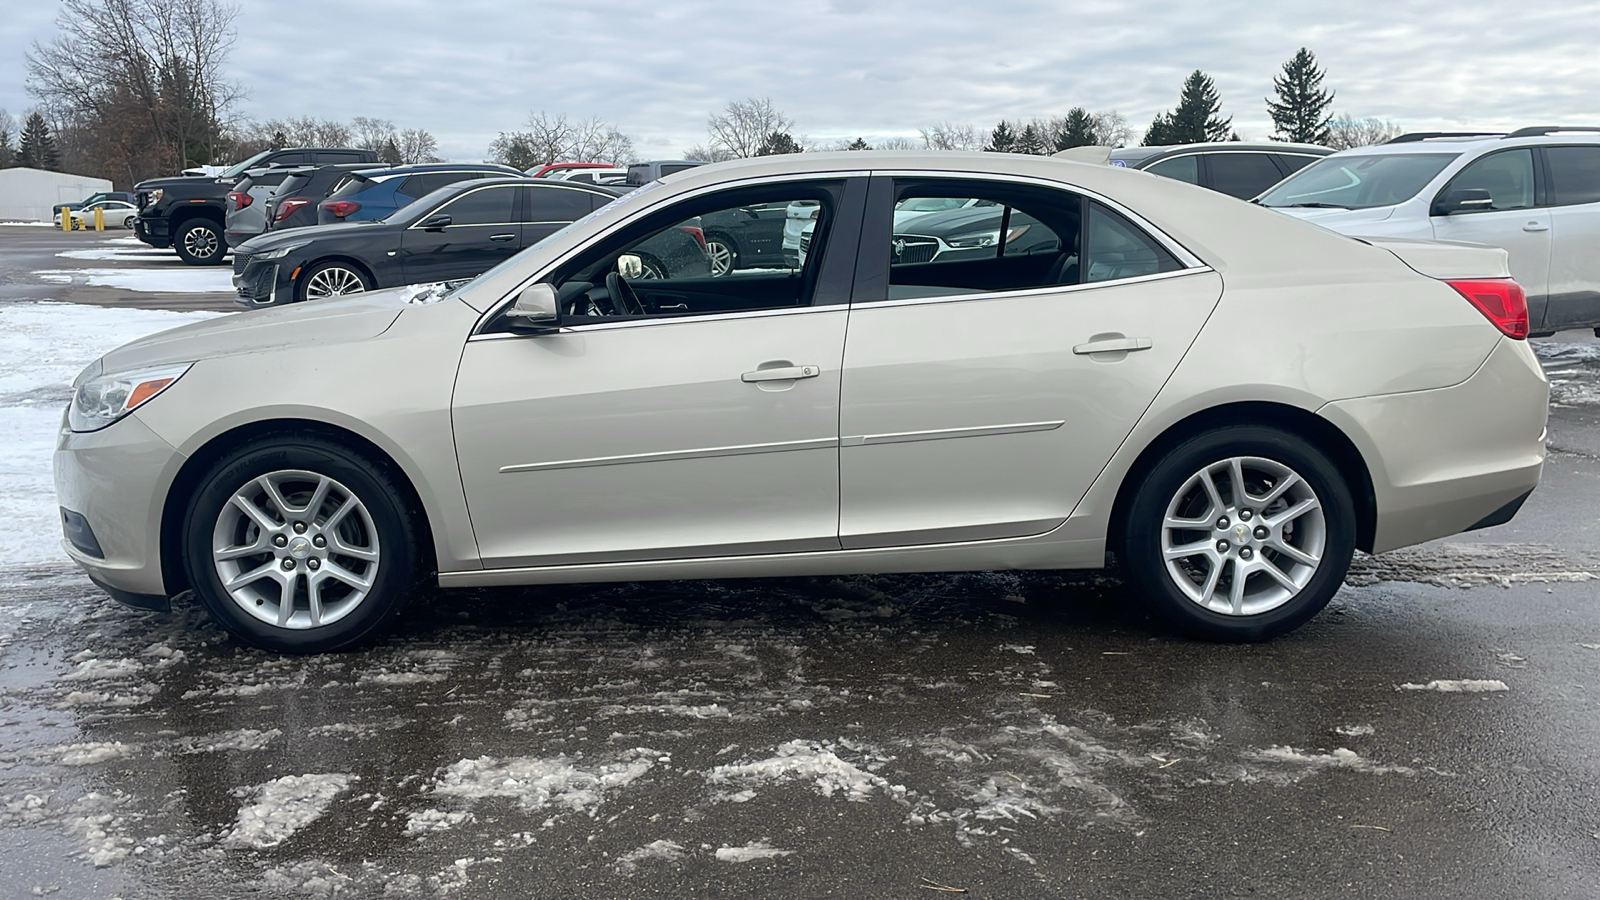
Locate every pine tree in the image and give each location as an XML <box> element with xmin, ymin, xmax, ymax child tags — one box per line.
<box><xmin>1266</xmin><ymin>48</ymin><xmax>1334</xmax><ymax>144</ymax></box>
<box><xmin>1148</xmin><ymin>71</ymin><xmax>1232</xmax><ymax>145</ymax></box>
<box><xmin>0</xmin><ymin>126</ymin><xmax>12</xmax><ymax>168</ymax></box>
<box><xmin>756</xmin><ymin>131</ymin><xmax>802</xmax><ymax>155</ymax></box>
<box><xmin>1016</xmin><ymin>123</ymin><xmax>1046</xmax><ymax>155</ymax></box>
<box><xmin>846</xmin><ymin>137</ymin><xmax>870</xmax><ymax>151</ymax></box>
<box><xmin>1142</xmin><ymin>113</ymin><xmax>1175</xmax><ymax>147</ymax></box>
<box><xmin>1054</xmin><ymin>108</ymin><xmax>1098</xmax><ymax>150</ymax></box>
<box><xmin>16</xmin><ymin>112</ymin><xmax>59</xmax><ymax>170</ymax></box>
<box><xmin>985</xmin><ymin>120</ymin><xmax>1016</xmax><ymax>152</ymax></box>
<box><xmin>380</xmin><ymin>138</ymin><xmax>403</xmax><ymax>166</ymax></box>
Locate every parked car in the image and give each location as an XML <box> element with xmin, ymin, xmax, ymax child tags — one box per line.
<box><xmin>225</xmin><ymin>166</ymin><xmax>299</xmax><ymax>247</ymax></box>
<box><xmin>263</xmin><ymin>163</ymin><xmax>386</xmax><ymax>232</ymax></box>
<box><xmin>62</xmin><ymin>191</ymin><xmax>136</xmax><ymax>211</ymax></box>
<box><xmin>315</xmin><ymin>163</ymin><xmax>524</xmax><ymax>226</ymax></box>
<box><xmin>1111</xmin><ymin>142</ymin><xmax>1332</xmax><ymax>199</ymax></box>
<box><xmin>626</xmin><ymin>160</ymin><xmax>705</xmax><ymax>185</ymax></box>
<box><xmin>233</xmin><ymin>178</ymin><xmax>707</xmax><ymax>306</ymax></box>
<box><xmin>55</xmin><ymin>199</ymin><xmax>138</xmax><ymax>229</ymax></box>
<box><xmin>547</xmin><ymin>167</ymin><xmax>628</xmax><ymax>185</ymax></box>
<box><xmin>134</xmin><ymin>147</ymin><xmax>380</xmax><ymax>265</ymax></box>
<box><xmin>59</xmin><ymin>151</ymin><xmax>1545</xmax><ymax>653</ymax></box>
<box><xmin>700</xmin><ymin>201</ymin><xmax>791</xmax><ymax>275</ymax></box>
<box><xmin>888</xmin><ymin>203</ymin><xmax>1057</xmax><ymax>265</ymax></box>
<box><xmin>1257</xmin><ymin>127</ymin><xmax>1600</xmax><ymax>334</ymax></box>
<box><xmin>527</xmin><ymin>161</ymin><xmax>617</xmax><ymax>179</ymax></box>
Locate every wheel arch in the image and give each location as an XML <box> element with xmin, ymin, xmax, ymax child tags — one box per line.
<box><xmin>169</xmin><ymin>205</ymin><xmax>225</xmax><ymax>231</ymax></box>
<box><xmin>296</xmin><ymin>256</ymin><xmax>381</xmax><ymax>297</ymax></box>
<box><xmin>1107</xmin><ymin>400</ymin><xmax>1378</xmax><ymax>555</ymax></box>
<box><xmin>159</xmin><ymin>418</ymin><xmax>438</xmax><ymax>597</ymax></box>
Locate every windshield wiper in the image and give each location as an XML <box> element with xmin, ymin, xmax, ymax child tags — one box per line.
<box><xmin>1278</xmin><ymin>202</ymin><xmax>1350</xmax><ymax>209</ymax></box>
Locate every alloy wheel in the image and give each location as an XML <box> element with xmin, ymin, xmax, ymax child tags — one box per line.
<box><xmin>210</xmin><ymin>469</ymin><xmax>381</xmax><ymax>629</ymax></box>
<box><xmin>706</xmin><ymin>238</ymin><xmax>734</xmax><ymax>276</ymax></box>
<box><xmin>182</xmin><ymin>225</ymin><xmax>220</xmax><ymax>260</ymax></box>
<box><xmin>1159</xmin><ymin>455</ymin><xmax>1326</xmax><ymax>617</ymax></box>
<box><xmin>305</xmin><ymin>266</ymin><xmax>368</xmax><ymax>299</ymax></box>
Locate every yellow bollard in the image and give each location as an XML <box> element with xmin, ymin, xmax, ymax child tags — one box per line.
<box><xmin>60</xmin><ymin>206</ymin><xmax>70</xmax><ymax>232</ymax></box>
<box><xmin>94</xmin><ymin>207</ymin><xmax>104</xmax><ymax>231</ymax></box>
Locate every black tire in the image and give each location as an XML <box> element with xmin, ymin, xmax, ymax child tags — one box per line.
<box><xmin>182</xmin><ymin>435</ymin><xmax>423</xmax><ymax>653</ymax></box>
<box><xmin>1120</xmin><ymin>426</ymin><xmax>1355</xmax><ymax>642</ymax></box>
<box><xmin>174</xmin><ymin>218</ymin><xmax>226</xmax><ymax>266</ymax></box>
<box><xmin>296</xmin><ymin>260</ymin><xmax>373</xmax><ymax>302</ymax></box>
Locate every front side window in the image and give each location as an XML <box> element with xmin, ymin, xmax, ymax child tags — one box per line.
<box><xmin>1438</xmin><ymin>149</ymin><xmax>1536</xmax><ymax>213</ymax></box>
<box><xmin>1258</xmin><ymin>152</ymin><xmax>1458</xmax><ymax>209</ymax></box>
<box><xmin>434</xmin><ymin>187</ymin><xmax>516</xmax><ymax>226</ymax></box>
<box><xmin>1546</xmin><ymin>145</ymin><xmax>1600</xmax><ymax>207</ymax></box>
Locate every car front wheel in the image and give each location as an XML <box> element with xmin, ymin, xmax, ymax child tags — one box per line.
<box><xmin>298</xmin><ymin>261</ymin><xmax>372</xmax><ymax>302</ymax></box>
<box><xmin>705</xmin><ymin>235</ymin><xmax>736</xmax><ymax>276</ymax></box>
<box><xmin>175</xmin><ymin>219</ymin><xmax>226</xmax><ymax>265</ymax></box>
<box><xmin>182</xmin><ymin>436</ymin><xmax>421</xmax><ymax>653</ymax></box>
<box><xmin>1120</xmin><ymin>426</ymin><xmax>1355</xmax><ymax>641</ymax></box>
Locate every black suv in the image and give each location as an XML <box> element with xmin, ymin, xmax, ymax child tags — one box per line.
<box><xmin>1109</xmin><ymin>142</ymin><xmax>1331</xmax><ymax>199</ymax></box>
<box><xmin>134</xmin><ymin>147</ymin><xmax>379</xmax><ymax>265</ymax></box>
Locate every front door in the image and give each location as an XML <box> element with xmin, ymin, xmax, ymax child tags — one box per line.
<box><xmin>838</xmin><ymin>178</ymin><xmax>1221</xmax><ymax>549</ymax></box>
<box><xmin>451</xmin><ymin>177</ymin><xmax>864</xmax><ymax>568</ymax></box>
<box><xmin>401</xmin><ymin>184</ymin><xmax>523</xmax><ymax>283</ymax></box>
<box><xmin>1431</xmin><ymin>148</ymin><xmax>1552</xmax><ymax>320</ymax></box>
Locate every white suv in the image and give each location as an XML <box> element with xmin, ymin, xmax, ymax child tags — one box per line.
<box><xmin>1257</xmin><ymin>127</ymin><xmax>1600</xmax><ymax>335</ymax></box>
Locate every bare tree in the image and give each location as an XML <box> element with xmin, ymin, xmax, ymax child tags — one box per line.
<box><xmin>1325</xmin><ymin>116</ymin><xmax>1402</xmax><ymax>150</ymax></box>
<box><xmin>877</xmin><ymin>136</ymin><xmax>921</xmax><ymax>151</ymax></box>
<box><xmin>0</xmin><ymin>109</ymin><xmax>14</xmax><ymax>167</ymax></box>
<box><xmin>707</xmin><ymin>98</ymin><xmax>794</xmax><ymax>159</ymax></box>
<box><xmin>1090</xmin><ymin>110</ymin><xmax>1134</xmax><ymax>148</ymax></box>
<box><xmin>350</xmin><ymin>116</ymin><xmax>397</xmax><ymax>151</ymax></box>
<box><xmin>566</xmin><ymin>116</ymin><xmax>635</xmax><ymax>164</ymax></box>
<box><xmin>492</xmin><ymin>111</ymin><xmax>636</xmax><ymax>167</ymax></box>
<box><xmin>397</xmin><ymin>128</ymin><xmax>439</xmax><ymax>164</ymax></box>
<box><xmin>919</xmin><ymin>121</ymin><xmax>981</xmax><ymax>151</ymax></box>
<box><xmin>681</xmin><ymin>144</ymin><xmax>736</xmax><ymax>162</ymax></box>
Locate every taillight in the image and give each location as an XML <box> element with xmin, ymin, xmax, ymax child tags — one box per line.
<box><xmin>228</xmin><ymin>191</ymin><xmax>251</xmax><ymax>210</ymax></box>
<box><xmin>1446</xmin><ymin>278</ymin><xmax>1528</xmax><ymax>340</ymax></box>
<box><xmin>322</xmin><ymin>200</ymin><xmax>361</xmax><ymax>219</ymax></box>
<box><xmin>275</xmin><ymin>197</ymin><xmax>309</xmax><ymax>222</ymax></box>
<box><xmin>678</xmin><ymin>225</ymin><xmax>708</xmax><ymax>251</ymax></box>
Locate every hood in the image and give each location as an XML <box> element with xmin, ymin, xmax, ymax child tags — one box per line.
<box><xmin>1264</xmin><ymin>204</ymin><xmax>1397</xmax><ymax>228</ymax></box>
<box><xmin>134</xmin><ymin>175</ymin><xmax>227</xmax><ymax>191</ymax></box>
<box><xmin>237</xmin><ymin>219</ymin><xmax>387</xmax><ymax>254</ymax></box>
<box><xmin>101</xmin><ymin>289</ymin><xmax>417</xmax><ymax>372</ymax></box>
<box><xmin>894</xmin><ymin>206</ymin><xmax>1003</xmax><ymax>236</ymax></box>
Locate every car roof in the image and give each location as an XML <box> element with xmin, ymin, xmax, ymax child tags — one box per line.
<box><xmin>1328</xmin><ymin>128</ymin><xmax>1600</xmax><ymax>158</ymax></box>
<box><xmin>1110</xmin><ymin>142</ymin><xmax>1332</xmax><ymax>165</ymax></box>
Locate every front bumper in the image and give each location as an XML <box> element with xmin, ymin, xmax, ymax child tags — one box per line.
<box><xmin>231</xmin><ymin>254</ymin><xmax>293</xmax><ymax>307</ymax></box>
<box><xmin>1320</xmin><ymin>337</ymin><xmax>1549</xmax><ymax>553</ymax></box>
<box><xmin>53</xmin><ymin>411</ymin><xmax>187</xmax><ymax>599</ymax></box>
<box><xmin>134</xmin><ymin>215</ymin><xmax>171</xmax><ymax>248</ymax></box>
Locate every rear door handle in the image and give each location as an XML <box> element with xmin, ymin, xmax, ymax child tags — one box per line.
<box><xmin>742</xmin><ymin>365</ymin><xmax>820</xmax><ymax>383</ymax></box>
<box><xmin>1073</xmin><ymin>337</ymin><xmax>1152</xmax><ymax>355</ymax></box>
<box><xmin>1523</xmin><ymin>221</ymin><xmax>1549</xmax><ymax>232</ymax></box>
<box><xmin>490</xmin><ymin>233</ymin><xmax>516</xmax><ymax>242</ymax></box>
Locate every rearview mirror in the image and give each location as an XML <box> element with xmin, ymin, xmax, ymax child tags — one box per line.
<box><xmin>504</xmin><ymin>283</ymin><xmax>560</xmax><ymax>332</ymax></box>
<box><xmin>419</xmin><ymin>213</ymin><xmax>452</xmax><ymax>231</ymax></box>
<box><xmin>1434</xmin><ymin>187</ymin><xmax>1493</xmax><ymax>216</ymax></box>
<box><xmin>617</xmin><ymin>254</ymin><xmax>644</xmax><ymax>279</ymax></box>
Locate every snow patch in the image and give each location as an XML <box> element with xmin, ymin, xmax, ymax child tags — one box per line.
<box><xmin>404</xmin><ymin>808</ymin><xmax>476</xmax><ymax>836</ymax></box>
<box><xmin>715</xmin><ymin>841</ymin><xmax>794</xmax><ymax>862</ymax></box>
<box><xmin>428</xmin><ymin>749</ymin><xmax>657</xmax><ymax>816</ymax></box>
<box><xmin>55</xmin><ymin>741</ymin><xmax>133</xmax><ymax>766</ymax></box>
<box><xmin>32</xmin><ymin>267</ymin><xmax>234</xmax><ymax>293</ymax></box>
<box><xmin>1247</xmin><ymin>745</ymin><xmax>1414</xmax><ymax>776</ymax></box>
<box><xmin>706</xmin><ymin>739</ymin><xmax>903</xmax><ymax>803</ymax></box>
<box><xmin>1399</xmin><ymin>679</ymin><xmax>1510</xmax><ymax>693</ymax></box>
<box><xmin>615</xmin><ymin>839</ymin><xmax>686</xmax><ymax>873</ymax></box>
<box><xmin>226</xmin><ymin>774</ymin><xmax>355</xmax><ymax>849</ymax></box>
<box><xmin>1335</xmin><ymin>724</ymin><xmax>1375</xmax><ymax>737</ymax></box>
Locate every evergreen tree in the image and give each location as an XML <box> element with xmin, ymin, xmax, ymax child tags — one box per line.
<box><xmin>1142</xmin><ymin>113</ymin><xmax>1175</xmax><ymax>147</ymax></box>
<box><xmin>1147</xmin><ymin>71</ymin><xmax>1232</xmax><ymax>145</ymax></box>
<box><xmin>0</xmin><ymin>126</ymin><xmax>13</xmax><ymax>168</ymax></box>
<box><xmin>380</xmin><ymin>138</ymin><xmax>403</xmax><ymax>165</ymax></box>
<box><xmin>16</xmin><ymin>112</ymin><xmax>60</xmax><ymax>170</ymax></box>
<box><xmin>756</xmin><ymin>131</ymin><xmax>803</xmax><ymax>155</ymax></box>
<box><xmin>846</xmin><ymin>137</ymin><xmax>870</xmax><ymax>151</ymax></box>
<box><xmin>1266</xmin><ymin>48</ymin><xmax>1335</xmax><ymax>144</ymax></box>
<box><xmin>985</xmin><ymin>120</ymin><xmax>1016</xmax><ymax>152</ymax></box>
<box><xmin>1053</xmin><ymin>107</ymin><xmax>1098</xmax><ymax>150</ymax></box>
<box><xmin>1016</xmin><ymin>123</ymin><xmax>1046</xmax><ymax>155</ymax></box>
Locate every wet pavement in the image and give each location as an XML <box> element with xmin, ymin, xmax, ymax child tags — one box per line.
<box><xmin>2</xmin><ymin>229</ymin><xmax>1598</xmax><ymax>898</ymax></box>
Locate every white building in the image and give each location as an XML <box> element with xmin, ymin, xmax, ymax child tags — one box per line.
<box><xmin>0</xmin><ymin>167</ymin><xmax>114</xmax><ymax>222</ymax></box>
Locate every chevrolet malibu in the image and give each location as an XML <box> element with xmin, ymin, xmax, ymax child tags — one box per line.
<box><xmin>55</xmin><ymin>151</ymin><xmax>1548</xmax><ymax>653</ymax></box>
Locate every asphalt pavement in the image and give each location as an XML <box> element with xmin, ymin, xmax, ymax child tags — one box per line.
<box><xmin>1</xmin><ymin>228</ymin><xmax>1596</xmax><ymax>899</ymax></box>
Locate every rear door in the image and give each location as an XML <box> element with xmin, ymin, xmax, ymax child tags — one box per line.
<box><xmin>400</xmin><ymin>184</ymin><xmax>521</xmax><ymax>283</ymax></box>
<box><xmin>837</xmin><ymin>176</ymin><xmax>1222</xmax><ymax>549</ymax></box>
<box><xmin>1430</xmin><ymin>148</ymin><xmax>1552</xmax><ymax>322</ymax></box>
<box><xmin>521</xmin><ymin>185</ymin><xmax>597</xmax><ymax>247</ymax></box>
<box><xmin>1540</xmin><ymin>145</ymin><xmax>1600</xmax><ymax>330</ymax></box>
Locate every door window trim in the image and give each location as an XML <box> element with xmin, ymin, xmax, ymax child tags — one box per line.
<box><xmin>847</xmin><ymin>265</ymin><xmax>1213</xmax><ymax>312</ymax></box>
<box><xmin>405</xmin><ymin>184</ymin><xmax>523</xmax><ymax>230</ymax></box>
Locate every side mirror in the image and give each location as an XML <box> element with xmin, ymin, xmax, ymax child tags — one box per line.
<box><xmin>419</xmin><ymin>213</ymin><xmax>452</xmax><ymax>231</ymax></box>
<box><xmin>1434</xmin><ymin>187</ymin><xmax>1494</xmax><ymax>216</ymax></box>
<box><xmin>504</xmin><ymin>283</ymin><xmax>560</xmax><ymax>332</ymax></box>
<box><xmin>617</xmin><ymin>254</ymin><xmax>644</xmax><ymax>279</ymax></box>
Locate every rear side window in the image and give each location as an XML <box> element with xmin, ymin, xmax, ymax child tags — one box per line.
<box><xmin>526</xmin><ymin>187</ymin><xmax>595</xmax><ymax>222</ymax></box>
<box><xmin>1545</xmin><ymin>146</ymin><xmax>1600</xmax><ymax>207</ymax></box>
<box><xmin>1274</xmin><ymin>153</ymin><xmax>1320</xmax><ymax>175</ymax></box>
<box><xmin>276</xmin><ymin>174</ymin><xmax>313</xmax><ymax>197</ymax></box>
<box><xmin>327</xmin><ymin>174</ymin><xmax>373</xmax><ymax>199</ymax></box>
<box><xmin>1146</xmin><ymin>155</ymin><xmax>1200</xmax><ymax>185</ymax></box>
<box><xmin>1083</xmin><ymin>202</ymin><xmax>1182</xmax><ymax>283</ymax></box>
<box><xmin>434</xmin><ymin>186</ymin><xmax>516</xmax><ymax>225</ymax></box>
<box><xmin>658</xmin><ymin>163</ymin><xmax>696</xmax><ymax>177</ymax></box>
<box><xmin>886</xmin><ymin>180</ymin><xmax>1075</xmax><ymax>300</ymax></box>
<box><xmin>1207</xmin><ymin>152</ymin><xmax>1287</xmax><ymax>199</ymax></box>
<box><xmin>314</xmin><ymin>151</ymin><xmax>363</xmax><ymax>164</ymax></box>
<box><xmin>1442</xmin><ymin>149</ymin><xmax>1536</xmax><ymax>212</ymax></box>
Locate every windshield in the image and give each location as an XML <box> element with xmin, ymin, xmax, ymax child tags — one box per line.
<box><xmin>1257</xmin><ymin>153</ymin><xmax>1458</xmax><ymax>209</ymax></box>
<box><xmin>220</xmin><ymin>150</ymin><xmax>274</xmax><ymax>180</ymax></box>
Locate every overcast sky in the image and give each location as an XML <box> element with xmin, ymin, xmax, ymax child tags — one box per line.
<box><xmin>3</xmin><ymin>0</ymin><xmax>1597</xmax><ymax>161</ymax></box>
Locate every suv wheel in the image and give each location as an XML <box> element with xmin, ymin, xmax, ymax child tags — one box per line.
<box><xmin>175</xmin><ymin>219</ymin><xmax>226</xmax><ymax>266</ymax></box>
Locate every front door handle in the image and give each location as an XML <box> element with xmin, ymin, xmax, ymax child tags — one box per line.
<box><xmin>1073</xmin><ymin>337</ymin><xmax>1152</xmax><ymax>355</ymax></box>
<box><xmin>1523</xmin><ymin>221</ymin><xmax>1549</xmax><ymax>232</ymax></box>
<box><xmin>490</xmin><ymin>233</ymin><xmax>516</xmax><ymax>242</ymax></box>
<box><xmin>742</xmin><ymin>365</ymin><xmax>820</xmax><ymax>383</ymax></box>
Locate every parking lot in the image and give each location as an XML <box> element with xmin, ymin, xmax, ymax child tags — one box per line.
<box><xmin>2</xmin><ymin>228</ymin><xmax>1599</xmax><ymax>898</ymax></box>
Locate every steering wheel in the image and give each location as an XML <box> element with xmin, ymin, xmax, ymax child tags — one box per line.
<box><xmin>605</xmin><ymin>271</ymin><xmax>647</xmax><ymax>316</ymax></box>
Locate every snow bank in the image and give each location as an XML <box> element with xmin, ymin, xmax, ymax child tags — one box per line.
<box><xmin>32</xmin><ymin>267</ymin><xmax>234</xmax><ymax>293</ymax></box>
<box><xmin>226</xmin><ymin>774</ymin><xmax>355</xmax><ymax>849</ymax></box>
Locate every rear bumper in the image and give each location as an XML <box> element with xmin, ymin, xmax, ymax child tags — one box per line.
<box><xmin>1320</xmin><ymin>337</ymin><xmax>1548</xmax><ymax>553</ymax></box>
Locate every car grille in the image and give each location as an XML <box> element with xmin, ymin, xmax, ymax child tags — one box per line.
<box><xmin>237</xmin><ymin>263</ymin><xmax>275</xmax><ymax>302</ymax></box>
<box><xmin>135</xmin><ymin>191</ymin><xmax>151</xmax><ymax>210</ymax></box>
<box><xmin>231</xmin><ymin>253</ymin><xmax>253</xmax><ymax>275</ymax></box>
<box><xmin>890</xmin><ymin>235</ymin><xmax>938</xmax><ymax>265</ymax></box>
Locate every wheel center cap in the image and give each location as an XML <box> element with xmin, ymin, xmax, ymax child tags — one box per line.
<box><xmin>1232</xmin><ymin>523</ymin><xmax>1250</xmax><ymax>544</ymax></box>
<box><xmin>287</xmin><ymin>536</ymin><xmax>313</xmax><ymax>559</ymax></box>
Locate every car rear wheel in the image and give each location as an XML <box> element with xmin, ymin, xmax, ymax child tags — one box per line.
<box><xmin>705</xmin><ymin>235</ymin><xmax>736</xmax><ymax>276</ymax></box>
<box><xmin>175</xmin><ymin>219</ymin><xmax>226</xmax><ymax>266</ymax></box>
<box><xmin>1120</xmin><ymin>426</ymin><xmax>1355</xmax><ymax>641</ymax></box>
<box><xmin>299</xmin><ymin>261</ymin><xmax>372</xmax><ymax>302</ymax></box>
<box><xmin>182</xmin><ymin>436</ymin><xmax>421</xmax><ymax>653</ymax></box>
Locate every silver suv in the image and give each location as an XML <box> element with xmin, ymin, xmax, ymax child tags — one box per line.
<box><xmin>1258</xmin><ymin>127</ymin><xmax>1600</xmax><ymax>335</ymax></box>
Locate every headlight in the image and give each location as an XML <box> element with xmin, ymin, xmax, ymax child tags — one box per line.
<box><xmin>69</xmin><ymin>361</ymin><xmax>193</xmax><ymax>432</ymax></box>
<box><xmin>146</xmin><ymin>188</ymin><xmax>163</xmax><ymax>204</ymax></box>
<box><xmin>947</xmin><ymin>230</ymin><xmax>1000</xmax><ymax>249</ymax></box>
<box><xmin>254</xmin><ymin>242</ymin><xmax>309</xmax><ymax>260</ymax></box>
